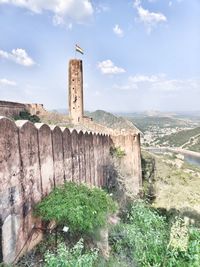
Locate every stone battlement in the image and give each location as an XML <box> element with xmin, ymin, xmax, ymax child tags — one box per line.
<box><xmin>0</xmin><ymin>116</ymin><xmax>141</xmax><ymax>264</ymax></box>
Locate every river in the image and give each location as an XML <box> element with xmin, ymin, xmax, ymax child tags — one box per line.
<box><xmin>184</xmin><ymin>154</ymin><xmax>200</xmax><ymax>167</ymax></box>
<box><xmin>145</xmin><ymin>147</ymin><xmax>200</xmax><ymax>168</ymax></box>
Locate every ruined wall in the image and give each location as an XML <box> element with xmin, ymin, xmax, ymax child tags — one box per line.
<box><xmin>0</xmin><ymin>101</ymin><xmax>26</xmax><ymax>117</ymax></box>
<box><xmin>0</xmin><ymin>117</ymin><xmax>142</xmax><ymax>264</ymax></box>
<box><xmin>25</xmin><ymin>104</ymin><xmax>46</xmax><ymax>116</ymax></box>
<box><xmin>0</xmin><ymin>101</ymin><xmax>46</xmax><ymax>117</ymax></box>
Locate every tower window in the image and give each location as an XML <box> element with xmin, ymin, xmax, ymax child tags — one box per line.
<box><xmin>9</xmin><ymin>187</ymin><xmax>15</xmax><ymax>206</ymax></box>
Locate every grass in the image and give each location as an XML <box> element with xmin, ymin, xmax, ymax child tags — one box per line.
<box><xmin>110</xmin><ymin>201</ymin><xmax>200</xmax><ymax>267</ymax></box>
<box><xmin>141</xmin><ymin>151</ymin><xmax>200</xmax><ymax>227</ymax></box>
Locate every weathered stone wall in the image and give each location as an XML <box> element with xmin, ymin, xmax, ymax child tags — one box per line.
<box><xmin>68</xmin><ymin>60</ymin><xmax>84</xmax><ymax>123</ymax></box>
<box><xmin>0</xmin><ymin>101</ymin><xmax>26</xmax><ymax>117</ymax></box>
<box><xmin>0</xmin><ymin>100</ymin><xmax>46</xmax><ymax>117</ymax></box>
<box><xmin>112</xmin><ymin>133</ymin><xmax>142</xmax><ymax>195</ymax></box>
<box><xmin>0</xmin><ymin>116</ymin><xmax>142</xmax><ymax>264</ymax></box>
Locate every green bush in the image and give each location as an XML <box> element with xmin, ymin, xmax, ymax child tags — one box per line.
<box><xmin>44</xmin><ymin>238</ymin><xmax>98</xmax><ymax>267</ymax></box>
<box><xmin>13</xmin><ymin>111</ymin><xmax>40</xmax><ymax>123</ymax></box>
<box><xmin>110</xmin><ymin>201</ymin><xmax>169</xmax><ymax>266</ymax></box>
<box><xmin>34</xmin><ymin>182</ymin><xmax>117</xmax><ymax>235</ymax></box>
<box><xmin>110</xmin><ymin>201</ymin><xmax>200</xmax><ymax>267</ymax></box>
<box><xmin>165</xmin><ymin>224</ymin><xmax>200</xmax><ymax>267</ymax></box>
<box><xmin>110</xmin><ymin>146</ymin><xmax>126</xmax><ymax>159</ymax></box>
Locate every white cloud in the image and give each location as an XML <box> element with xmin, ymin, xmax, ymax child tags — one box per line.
<box><xmin>0</xmin><ymin>0</ymin><xmax>94</xmax><ymax>24</ymax></box>
<box><xmin>0</xmin><ymin>48</ymin><xmax>35</xmax><ymax>66</ymax></box>
<box><xmin>68</xmin><ymin>23</ymin><xmax>73</xmax><ymax>30</ymax></box>
<box><xmin>94</xmin><ymin>90</ymin><xmax>101</xmax><ymax>96</ymax></box>
<box><xmin>129</xmin><ymin>74</ymin><xmax>162</xmax><ymax>83</ymax></box>
<box><xmin>134</xmin><ymin>0</ymin><xmax>167</xmax><ymax>33</ymax></box>
<box><xmin>53</xmin><ymin>14</ymin><xmax>65</xmax><ymax>26</ymax></box>
<box><xmin>113</xmin><ymin>83</ymin><xmax>138</xmax><ymax>91</ymax></box>
<box><xmin>129</xmin><ymin>74</ymin><xmax>180</xmax><ymax>91</ymax></box>
<box><xmin>98</xmin><ymin>60</ymin><xmax>126</xmax><ymax>74</ymax></box>
<box><xmin>96</xmin><ymin>3</ymin><xmax>109</xmax><ymax>13</ymax></box>
<box><xmin>169</xmin><ymin>1</ymin><xmax>172</xmax><ymax>7</ymax></box>
<box><xmin>113</xmin><ymin>24</ymin><xmax>124</xmax><ymax>37</ymax></box>
<box><xmin>115</xmin><ymin>74</ymin><xmax>199</xmax><ymax>93</ymax></box>
<box><xmin>0</xmin><ymin>78</ymin><xmax>17</xmax><ymax>86</ymax></box>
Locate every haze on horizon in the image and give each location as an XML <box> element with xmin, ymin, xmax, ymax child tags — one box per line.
<box><xmin>0</xmin><ymin>0</ymin><xmax>199</xmax><ymax>112</ymax></box>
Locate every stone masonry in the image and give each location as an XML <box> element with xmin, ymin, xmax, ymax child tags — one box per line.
<box><xmin>0</xmin><ymin>101</ymin><xmax>46</xmax><ymax>118</ymax></box>
<box><xmin>68</xmin><ymin>59</ymin><xmax>84</xmax><ymax>123</ymax></box>
<box><xmin>0</xmin><ymin>59</ymin><xmax>142</xmax><ymax>264</ymax></box>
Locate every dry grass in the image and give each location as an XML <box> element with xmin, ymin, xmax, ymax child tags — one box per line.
<box><xmin>39</xmin><ymin>111</ymin><xmax>73</xmax><ymax>127</ymax></box>
<box><xmin>152</xmin><ymin>154</ymin><xmax>200</xmax><ymax>224</ymax></box>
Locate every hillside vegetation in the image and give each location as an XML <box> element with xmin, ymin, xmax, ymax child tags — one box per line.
<box><xmin>128</xmin><ymin>116</ymin><xmax>190</xmax><ymax>132</ymax></box>
<box><xmin>183</xmin><ymin>135</ymin><xmax>200</xmax><ymax>153</ymax></box>
<box><xmin>142</xmin><ymin>150</ymin><xmax>200</xmax><ymax>221</ymax></box>
<box><xmin>86</xmin><ymin>110</ymin><xmax>138</xmax><ymax>131</ymax></box>
<box><xmin>155</xmin><ymin>127</ymin><xmax>200</xmax><ymax>147</ymax></box>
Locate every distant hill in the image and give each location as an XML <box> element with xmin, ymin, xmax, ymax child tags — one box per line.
<box><xmin>127</xmin><ymin>116</ymin><xmax>191</xmax><ymax>132</ymax></box>
<box><xmin>86</xmin><ymin>110</ymin><xmax>139</xmax><ymax>131</ymax></box>
<box><xmin>50</xmin><ymin>109</ymin><xmax>68</xmax><ymax>114</ymax></box>
<box><xmin>155</xmin><ymin>127</ymin><xmax>200</xmax><ymax>147</ymax></box>
<box><xmin>183</xmin><ymin>135</ymin><xmax>200</xmax><ymax>153</ymax></box>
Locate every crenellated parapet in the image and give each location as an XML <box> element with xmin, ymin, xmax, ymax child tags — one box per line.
<box><xmin>0</xmin><ymin>116</ymin><xmax>142</xmax><ymax>264</ymax></box>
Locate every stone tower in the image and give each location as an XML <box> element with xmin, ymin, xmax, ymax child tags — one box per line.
<box><xmin>68</xmin><ymin>59</ymin><xmax>84</xmax><ymax>123</ymax></box>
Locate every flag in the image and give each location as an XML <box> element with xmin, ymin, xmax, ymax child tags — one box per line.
<box><xmin>75</xmin><ymin>44</ymin><xmax>84</xmax><ymax>55</ymax></box>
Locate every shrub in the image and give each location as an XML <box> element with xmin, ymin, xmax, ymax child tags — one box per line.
<box><xmin>110</xmin><ymin>201</ymin><xmax>200</xmax><ymax>267</ymax></box>
<box><xmin>110</xmin><ymin>146</ymin><xmax>126</xmax><ymax>159</ymax></box>
<box><xmin>110</xmin><ymin>201</ymin><xmax>169</xmax><ymax>266</ymax></box>
<box><xmin>34</xmin><ymin>182</ymin><xmax>117</xmax><ymax>235</ymax></box>
<box><xmin>44</xmin><ymin>238</ymin><xmax>98</xmax><ymax>267</ymax></box>
<box><xmin>13</xmin><ymin>111</ymin><xmax>40</xmax><ymax>123</ymax></box>
<box><xmin>165</xmin><ymin>223</ymin><xmax>200</xmax><ymax>267</ymax></box>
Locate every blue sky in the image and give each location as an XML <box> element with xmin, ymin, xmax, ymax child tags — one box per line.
<box><xmin>0</xmin><ymin>0</ymin><xmax>199</xmax><ymax>112</ymax></box>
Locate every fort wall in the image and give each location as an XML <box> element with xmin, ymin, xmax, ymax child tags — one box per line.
<box><xmin>0</xmin><ymin>116</ymin><xmax>142</xmax><ymax>264</ymax></box>
<box><xmin>0</xmin><ymin>100</ymin><xmax>46</xmax><ymax>117</ymax></box>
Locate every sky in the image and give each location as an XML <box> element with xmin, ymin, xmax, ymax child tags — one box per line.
<box><xmin>0</xmin><ymin>0</ymin><xmax>199</xmax><ymax>112</ymax></box>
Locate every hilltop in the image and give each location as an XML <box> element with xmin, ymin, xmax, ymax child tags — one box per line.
<box><xmin>86</xmin><ymin>110</ymin><xmax>139</xmax><ymax>132</ymax></box>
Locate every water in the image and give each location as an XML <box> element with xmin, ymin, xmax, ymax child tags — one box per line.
<box><xmin>145</xmin><ymin>147</ymin><xmax>200</xmax><ymax>168</ymax></box>
<box><xmin>146</xmin><ymin>147</ymin><xmax>168</xmax><ymax>154</ymax></box>
<box><xmin>184</xmin><ymin>155</ymin><xmax>200</xmax><ymax>167</ymax></box>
